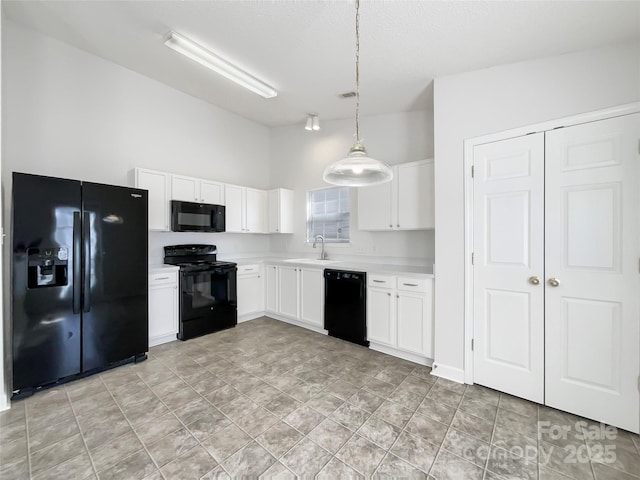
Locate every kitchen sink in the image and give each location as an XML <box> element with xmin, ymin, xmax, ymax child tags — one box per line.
<box><xmin>283</xmin><ymin>258</ymin><xmax>341</xmax><ymax>265</ymax></box>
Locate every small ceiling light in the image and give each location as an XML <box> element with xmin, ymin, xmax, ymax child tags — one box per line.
<box><xmin>305</xmin><ymin>114</ymin><xmax>320</xmax><ymax>132</ymax></box>
<box><xmin>164</xmin><ymin>31</ymin><xmax>277</xmax><ymax>99</ymax></box>
<box><xmin>323</xmin><ymin>0</ymin><xmax>392</xmax><ymax>187</ymax></box>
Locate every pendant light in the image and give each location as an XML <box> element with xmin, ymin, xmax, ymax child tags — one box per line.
<box><xmin>323</xmin><ymin>0</ymin><xmax>393</xmax><ymax>187</ymax></box>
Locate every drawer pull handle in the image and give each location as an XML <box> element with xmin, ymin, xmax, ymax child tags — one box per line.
<box><xmin>154</xmin><ymin>276</ymin><xmax>170</xmax><ymax>280</ymax></box>
<box><xmin>373</xmin><ymin>280</ymin><xmax>386</xmax><ymax>283</ymax></box>
<box><xmin>403</xmin><ymin>283</ymin><xmax>419</xmax><ymax>287</ymax></box>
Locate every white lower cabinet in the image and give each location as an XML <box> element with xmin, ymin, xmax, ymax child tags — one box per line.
<box><xmin>237</xmin><ymin>264</ymin><xmax>264</xmax><ymax>321</ymax></box>
<box><xmin>300</xmin><ymin>268</ymin><xmax>324</xmax><ymax>328</ymax></box>
<box><xmin>397</xmin><ymin>290</ymin><xmax>430</xmax><ymax>356</ymax></box>
<box><xmin>148</xmin><ymin>267</ymin><xmax>179</xmax><ymax>347</ymax></box>
<box><xmin>367</xmin><ymin>273</ymin><xmax>434</xmax><ymax>362</ymax></box>
<box><xmin>368</xmin><ymin>286</ymin><xmax>396</xmax><ymax>346</ymax></box>
<box><xmin>278</xmin><ymin>266</ymin><xmax>300</xmax><ymax>318</ymax></box>
<box><xmin>269</xmin><ymin>265</ymin><xmax>324</xmax><ymax>330</ymax></box>
<box><xmin>265</xmin><ymin>264</ymin><xmax>279</xmax><ymax>312</ymax></box>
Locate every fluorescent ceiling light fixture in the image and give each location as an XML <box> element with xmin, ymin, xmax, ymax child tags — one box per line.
<box><xmin>305</xmin><ymin>114</ymin><xmax>320</xmax><ymax>131</ymax></box>
<box><xmin>164</xmin><ymin>31</ymin><xmax>277</xmax><ymax>99</ymax></box>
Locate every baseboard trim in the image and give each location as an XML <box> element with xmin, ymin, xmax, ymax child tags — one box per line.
<box><xmin>0</xmin><ymin>393</ymin><xmax>9</xmax><ymax>412</ymax></box>
<box><xmin>264</xmin><ymin>312</ymin><xmax>327</xmax><ymax>335</ymax></box>
<box><xmin>431</xmin><ymin>363</ymin><xmax>466</xmax><ymax>384</ymax></box>
<box><xmin>369</xmin><ymin>342</ymin><xmax>433</xmax><ymax>367</ymax></box>
<box><xmin>149</xmin><ymin>333</ymin><xmax>178</xmax><ymax>348</ymax></box>
<box><xmin>238</xmin><ymin>312</ymin><xmax>264</xmax><ymax>323</ymax></box>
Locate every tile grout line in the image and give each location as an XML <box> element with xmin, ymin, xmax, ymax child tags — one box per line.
<box><xmin>133</xmin><ymin>360</ymin><xmax>234</xmax><ymax>479</ymax></box>
<box><xmin>64</xmin><ymin>385</ymin><xmax>101</xmax><ymax>480</ymax></box>
<box><xmin>368</xmin><ymin>372</ymin><xmax>429</xmax><ymax>478</ymax></box>
<box><xmin>100</xmin><ymin>370</ymin><xmax>174</xmax><ymax>480</ymax></box>
<box><xmin>424</xmin><ymin>380</ymin><xmax>467</xmax><ymax>479</ymax></box>
<box><xmin>23</xmin><ymin>401</ymin><xmax>33</xmax><ymax>480</ymax></box>
<box><xmin>149</xmin><ymin>349</ymin><xmax>323</xmax><ymax>477</ymax></box>
<box><xmin>370</xmin><ymin>370</ymin><xmax>442</xmax><ymax>477</ymax></box>
<box><xmin>481</xmin><ymin>392</ymin><xmax>502</xmax><ymax>480</ymax></box>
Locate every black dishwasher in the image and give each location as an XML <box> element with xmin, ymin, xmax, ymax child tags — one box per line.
<box><xmin>324</xmin><ymin>269</ymin><xmax>368</xmax><ymax>347</ymax></box>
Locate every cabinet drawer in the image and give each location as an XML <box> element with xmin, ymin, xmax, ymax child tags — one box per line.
<box><xmin>397</xmin><ymin>277</ymin><xmax>429</xmax><ymax>293</ymax></box>
<box><xmin>149</xmin><ymin>271</ymin><xmax>178</xmax><ymax>286</ymax></box>
<box><xmin>368</xmin><ymin>274</ymin><xmax>395</xmax><ymax>288</ymax></box>
<box><xmin>238</xmin><ymin>264</ymin><xmax>260</xmax><ymax>275</ymax></box>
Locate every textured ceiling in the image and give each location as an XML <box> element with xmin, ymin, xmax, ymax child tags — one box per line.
<box><xmin>3</xmin><ymin>1</ymin><xmax>639</xmax><ymax>127</ymax></box>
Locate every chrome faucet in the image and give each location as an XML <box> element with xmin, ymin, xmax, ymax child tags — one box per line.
<box><xmin>313</xmin><ymin>234</ymin><xmax>327</xmax><ymax>260</ymax></box>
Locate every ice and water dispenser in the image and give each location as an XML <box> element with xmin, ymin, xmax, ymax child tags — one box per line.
<box><xmin>27</xmin><ymin>247</ymin><xmax>69</xmax><ymax>288</ymax></box>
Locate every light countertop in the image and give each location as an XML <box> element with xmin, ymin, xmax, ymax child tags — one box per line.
<box><xmin>225</xmin><ymin>256</ymin><xmax>435</xmax><ymax>278</ymax></box>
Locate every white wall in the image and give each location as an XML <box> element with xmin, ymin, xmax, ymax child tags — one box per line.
<box><xmin>1</xmin><ymin>20</ymin><xmax>273</xmax><ymax>262</ymax></box>
<box><xmin>1</xmin><ymin>20</ymin><xmax>274</xmax><ymax>398</ymax></box>
<box><xmin>433</xmin><ymin>41</ymin><xmax>640</xmax><ymax>380</ymax></box>
<box><xmin>0</xmin><ymin>7</ymin><xmax>7</xmax><ymax>411</ymax></box>
<box><xmin>270</xmin><ymin>110</ymin><xmax>435</xmax><ymax>263</ymax></box>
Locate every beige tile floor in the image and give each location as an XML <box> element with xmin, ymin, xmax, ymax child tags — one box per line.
<box><xmin>1</xmin><ymin>317</ymin><xmax>639</xmax><ymax>479</ymax></box>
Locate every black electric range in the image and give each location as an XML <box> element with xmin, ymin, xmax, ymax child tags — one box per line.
<box><xmin>164</xmin><ymin>244</ymin><xmax>237</xmax><ymax>340</ymax></box>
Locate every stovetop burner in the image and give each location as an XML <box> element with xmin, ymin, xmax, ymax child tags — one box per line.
<box><xmin>163</xmin><ymin>244</ymin><xmax>236</xmax><ymax>271</ymax></box>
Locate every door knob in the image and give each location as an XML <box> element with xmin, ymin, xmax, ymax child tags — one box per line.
<box><xmin>548</xmin><ymin>278</ymin><xmax>560</xmax><ymax>287</ymax></box>
<box><xmin>528</xmin><ymin>276</ymin><xmax>540</xmax><ymax>285</ymax></box>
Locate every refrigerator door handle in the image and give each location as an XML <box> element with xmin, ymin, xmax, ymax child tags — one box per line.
<box><xmin>73</xmin><ymin>211</ymin><xmax>82</xmax><ymax>314</ymax></box>
<box><xmin>82</xmin><ymin>212</ymin><xmax>91</xmax><ymax>312</ymax></box>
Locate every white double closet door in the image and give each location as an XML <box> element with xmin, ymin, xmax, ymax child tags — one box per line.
<box><xmin>473</xmin><ymin>113</ymin><xmax>640</xmax><ymax>433</ymax></box>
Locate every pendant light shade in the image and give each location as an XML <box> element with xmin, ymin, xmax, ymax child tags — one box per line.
<box><xmin>323</xmin><ymin>0</ymin><xmax>393</xmax><ymax>187</ymax></box>
<box><xmin>323</xmin><ymin>143</ymin><xmax>392</xmax><ymax>187</ymax></box>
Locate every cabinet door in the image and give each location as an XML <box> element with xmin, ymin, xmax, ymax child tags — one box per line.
<box><xmin>269</xmin><ymin>188</ymin><xmax>294</xmax><ymax>233</ymax></box>
<box><xmin>265</xmin><ymin>265</ymin><xmax>278</xmax><ymax>312</ymax></box>
<box><xmin>135</xmin><ymin>168</ymin><xmax>170</xmax><ymax>231</ymax></box>
<box><xmin>268</xmin><ymin>189</ymin><xmax>280</xmax><ymax>233</ymax></box>
<box><xmin>201</xmin><ymin>181</ymin><xmax>225</xmax><ymax>205</ymax></box>
<box><xmin>171</xmin><ymin>175</ymin><xmax>200</xmax><ymax>202</ymax></box>
<box><xmin>300</xmin><ymin>268</ymin><xmax>324</xmax><ymax>327</ymax></box>
<box><xmin>149</xmin><ymin>285</ymin><xmax>178</xmax><ymax>344</ymax></box>
<box><xmin>397</xmin><ymin>160</ymin><xmax>434</xmax><ymax>229</ymax></box>
<box><xmin>246</xmin><ymin>188</ymin><xmax>267</xmax><ymax>233</ymax></box>
<box><xmin>278</xmin><ymin>266</ymin><xmax>299</xmax><ymax>318</ymax></box>
<box><xmin>224</xmin><ymin>184</ymin><xmax>244</xmax><ymax>233</ymax></box>
<box><xmin>357</xmin><ymin>180</ymin><xmax>393</xmax><ymax>230</ymax></box>
<box><xmin>237</xmin><ymin>274</ymin><xmax>264</xmax><ymax>317</ymax></box>
<box><xmin>367</xmin><ymin>287</ymin><xmax>395</xmax><ymax>346</ymax></box>
<box><xmin>396</xmin><ymin>291</ymin><xmax>428</xmax><ymax>356</ymax></box>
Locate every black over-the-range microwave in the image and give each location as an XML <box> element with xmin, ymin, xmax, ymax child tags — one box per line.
<box><xmin>171</xmin><ymin>200</ymin><xmax>225</xmax><ymax>232</ymax></box>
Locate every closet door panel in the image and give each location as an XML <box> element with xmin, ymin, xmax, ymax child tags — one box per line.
<box><xmin>472</xmin><ymin>133</ymin><xmax>545</xmax><ymax>403</ymax></box>
<box><xmin>545</xmin><ymin>113</ymin><xmax>640</xmax><ymax>433</ymax></box>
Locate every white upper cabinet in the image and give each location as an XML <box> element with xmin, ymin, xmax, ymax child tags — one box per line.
<box><xmin>268</xmin><ymin>188</ymin><xmax>294</xmax><ymax>234</ymax></box>
<box><xmin>224</xmin><ymin>184</ymin><xmax>244</xmax><ymax>233</ymax></box>
<box><xmin>358</xmin><ymin>159</ymin><xmax>434</xmax><ymax>231</ymax></box>
<box><xmin>135</xmin><ymin>166</ymin><xmax>279</xmax><ymax>234</ymax></box>
<box><xmin>171</xmin><ymin>174</ymin><xmax>199</xmax><ymax>202</ymax></box>
<box><xmin>397</xmin><ymin>160</ymin><xmax>434</xmax><ymax>230</ymax></box>
<box><xmin>134</xmin><ymin>168</ymin><xmax>170</xmax><ymax>231</ymax></box>
<box><xmin>357</xmin><ymin>180</ymin><xmax>393</xmax><ymax>231</ymax></box>
<box><xmin>171</xmin><ymin>174</ymin><xmax>225</xmax><ymax>205</ymax></box>
<box><xmin>200</xmin><ymin>180</ymin><xmax>225</xmax><ymax>205</ymax></box>
<box><xmin>246</xmin><ymin>188</ymin><xmax>268</xmax><ymax>233</ymax></box>
<box><xmin>225</xmin><ymin>184</ymin><xmax>268</xmax><ymax>233</ymax></box>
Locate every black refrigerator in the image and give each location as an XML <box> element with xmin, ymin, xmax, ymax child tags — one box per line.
<box><xmin>12</xmin><ymin>172</ymin><xmax>149</xmax><ymax>397</ymax></box>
